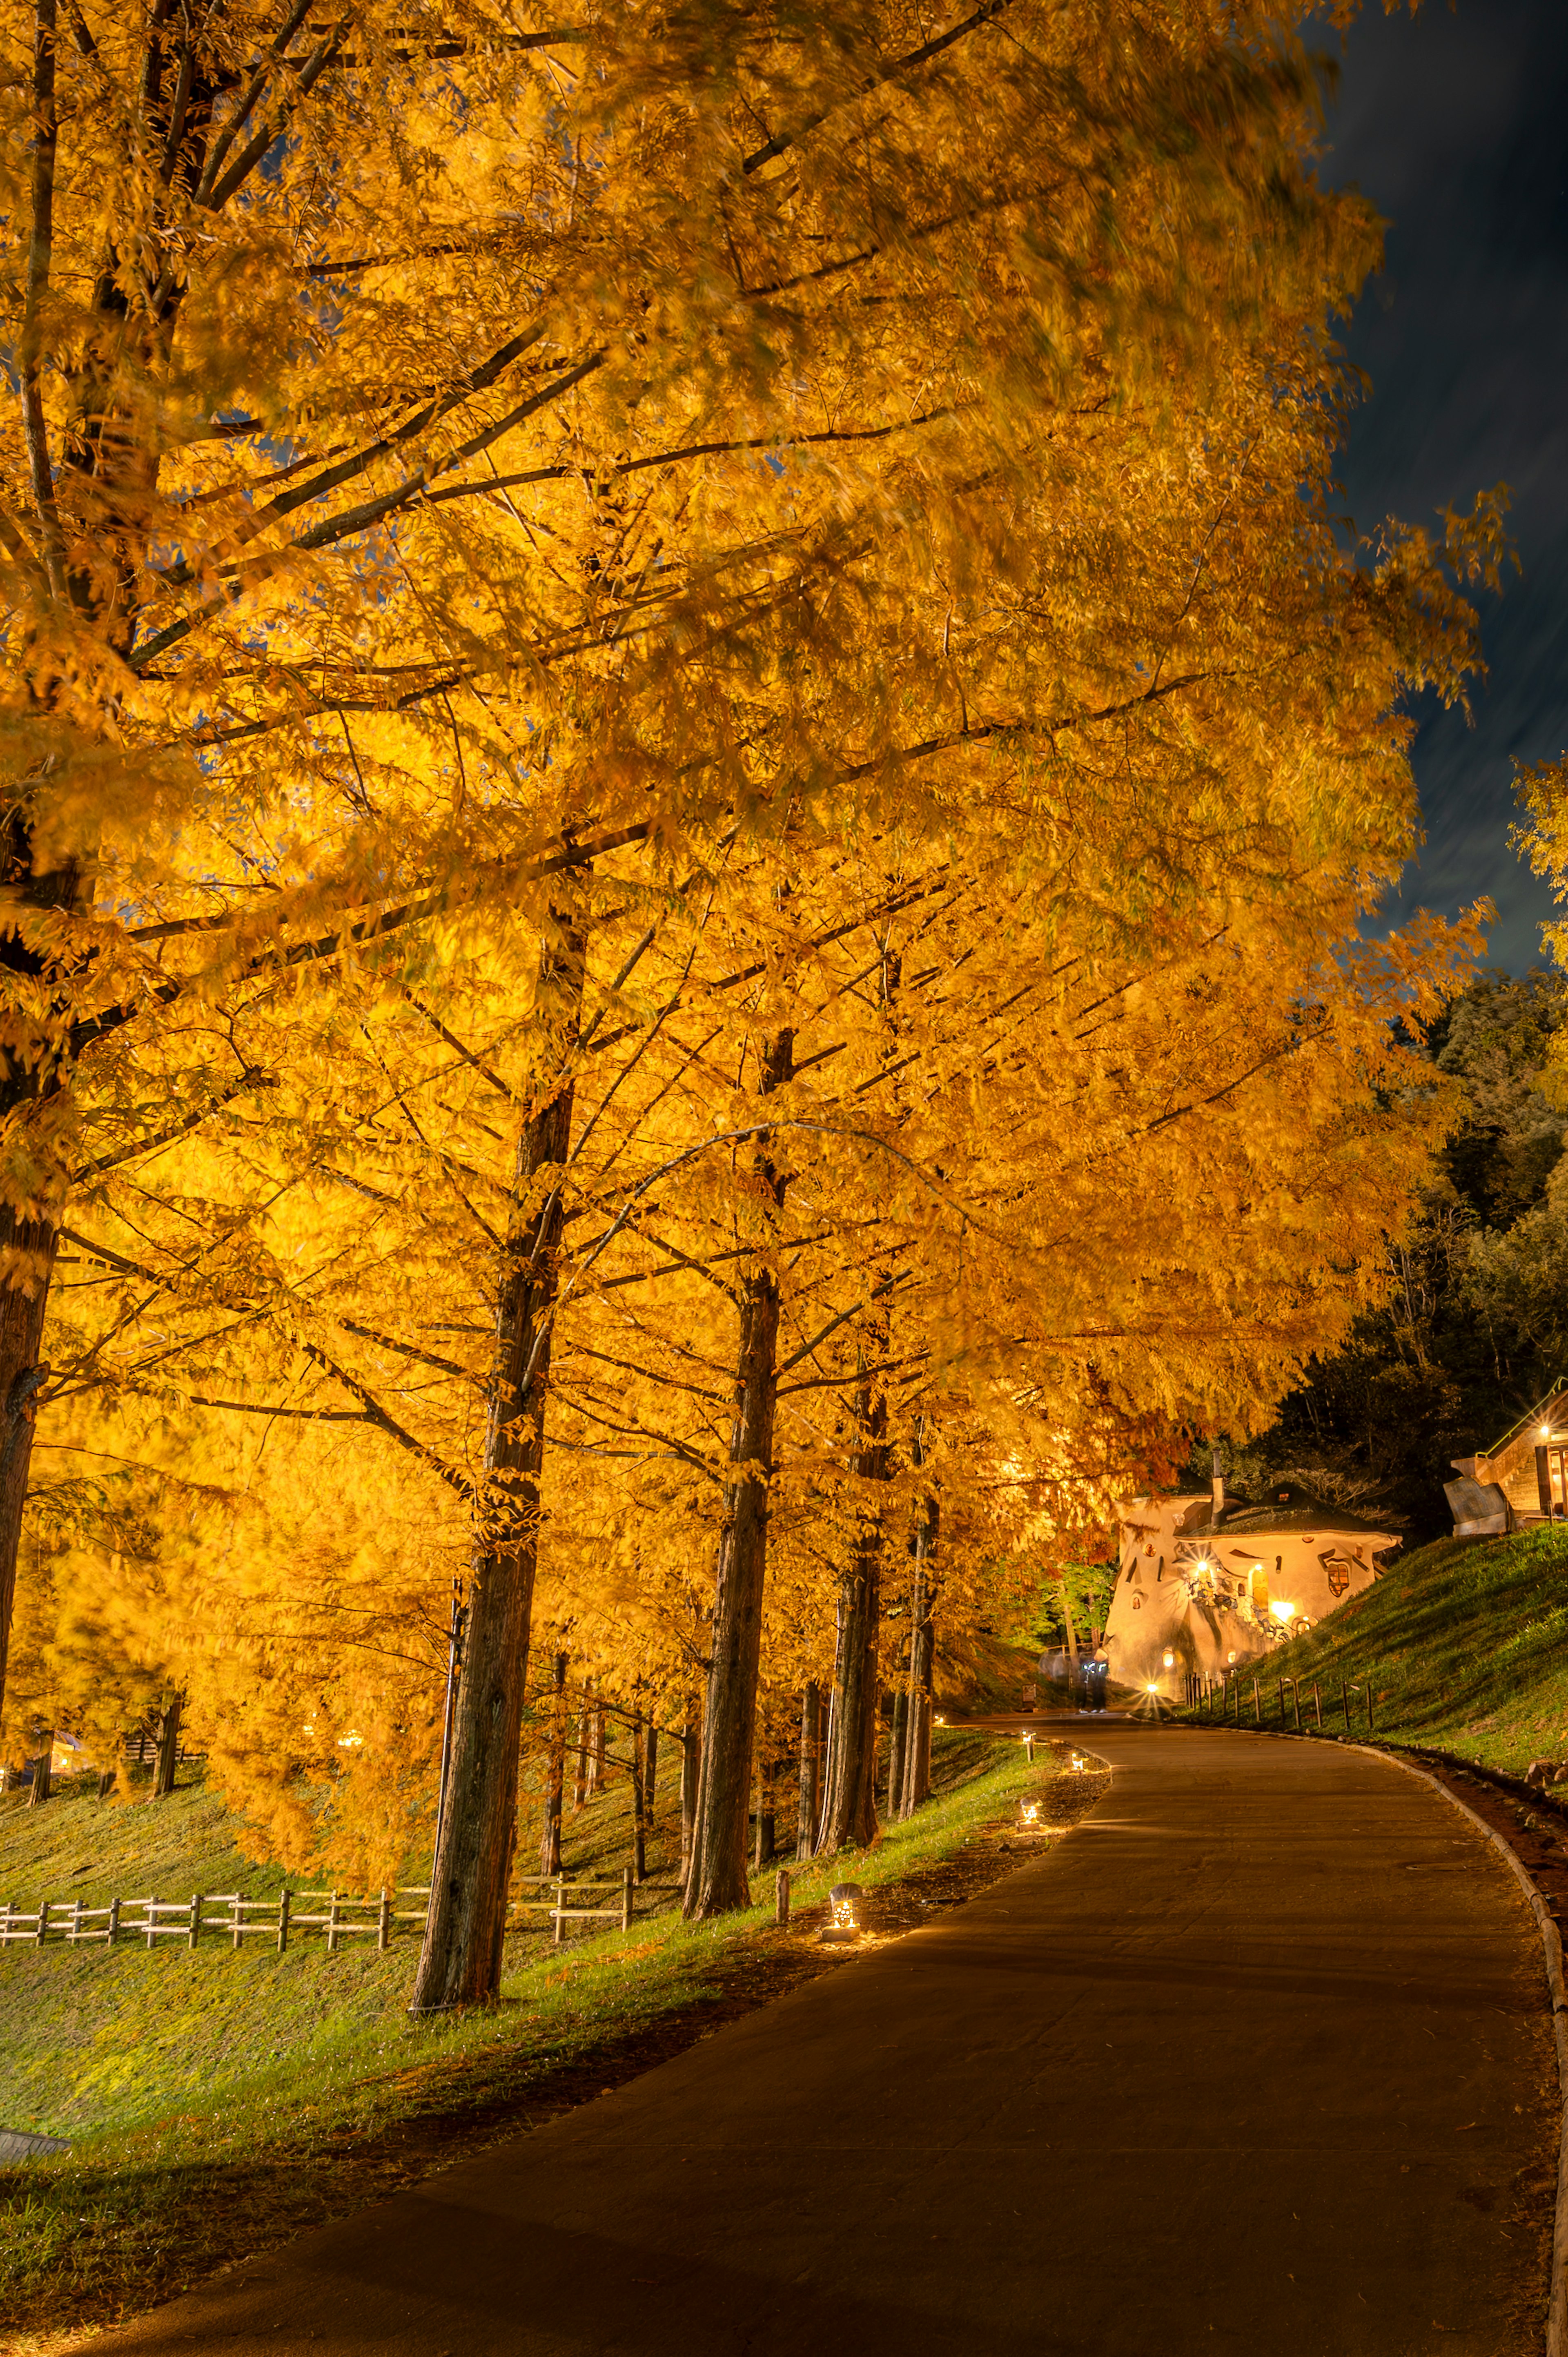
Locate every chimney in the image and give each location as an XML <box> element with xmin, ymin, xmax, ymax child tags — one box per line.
<box><xmin>1211</xmin><ymin>1446</ymin><xmax>1225</xmax><ymax>1526</ymax></box>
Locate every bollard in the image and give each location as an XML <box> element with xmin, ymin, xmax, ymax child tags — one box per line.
<box><xmin>1025</xmin><ymin>1733</ymin><xmax>1035</xmax><ymax>1763</ymax></box>
<box><xmin>776</xmin><ymin>1868</ymin><xmax>791</xmax><ymax>1927</ymax></box>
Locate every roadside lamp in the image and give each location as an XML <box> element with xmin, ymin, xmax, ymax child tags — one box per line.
<box><xmin>1019</xmin><ymin>1801</ymin><xmax>1041</xmax><ymax>1828</ymax></box>
<box><xmin>1162</xmin><ymin>1650</ymin><xmax>1176</xmax><ymax>1669</ymax></box>
<box><xmin>934</xmin><ymin>1714</ymin><xmax>947</xmax><ymax>1727</ymax></box>
<box><xmin>1069</xmin><ymin>1751</ymin><xmax>1085</xmax><ymax>1773</ymax></box>
<box><xmin>1270</xmin><ymin>1600</ymin><xmax>1297</xmax><ymax>1625</ymax></box>
<box><xmin>1145</xmin><ymin>1682</ymin><xmax>1159</xmax><ymax>1695</ymax></box>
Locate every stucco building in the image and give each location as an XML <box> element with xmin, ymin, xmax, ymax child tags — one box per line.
<box><xmin>1103</xmin><ymin>1467</ymin><xmax>1401</xmax><ymax>1698</ymax></box>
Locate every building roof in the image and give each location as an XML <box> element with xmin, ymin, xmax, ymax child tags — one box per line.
<box><xmin>1192</xmin><ymin>1479</ymin><xmax>1397</xmax><ymax>1539</ymax></box>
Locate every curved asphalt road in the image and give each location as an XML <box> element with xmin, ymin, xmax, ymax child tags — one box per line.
<box><xmin>96</xmin><ymin>1726</ymin><xmax>1558</xmax><ymax>2356</ymax></box>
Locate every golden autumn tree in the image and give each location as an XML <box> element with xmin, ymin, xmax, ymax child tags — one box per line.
<box><xmin>1</xmin><ymin>0</ymin><xmax>1496</xmax><ymax>2006</ymax></box>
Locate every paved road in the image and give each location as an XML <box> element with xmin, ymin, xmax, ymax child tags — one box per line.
<box><xmin>98</xmin><ymin>1727</ymin><xmax>1558</xmax><ymax>2356</ymax></box>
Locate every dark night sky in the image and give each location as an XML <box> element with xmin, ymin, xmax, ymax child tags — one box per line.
<box><xmin>1313</xmin><ymin>0</ymin><xmax>1568</xmax><ymax>972</ymax></box>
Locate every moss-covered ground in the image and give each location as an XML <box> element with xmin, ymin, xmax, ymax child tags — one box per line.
<box><xmin>0</xmin><ymin>1728</ymin><xmax>1070</xmax><ymax>2350</ymax></box>
<box><xmin>1197</xmin><ymin>1524</ymin><xmax>1568</xmax><ymax>1775</ymax></box>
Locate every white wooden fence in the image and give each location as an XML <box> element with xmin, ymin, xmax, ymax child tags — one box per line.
<box><xmin>0</xmin><ymin>1870</ymin><xmax>666</xmax><ymax>1954</ymax></box>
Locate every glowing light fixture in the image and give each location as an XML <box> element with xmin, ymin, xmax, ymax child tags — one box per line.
<box><xmin>1162</xmin><ymin>1649</ymin><xmax>1176</xmax><ymax>1669</ymax></box>
<box><xmin>1020</xmin><ymin>1801</ymin><xmax>1040</xmax><ymax>1828</ymax></box>
<box><xmin>818</xmin><ymin>1882</ymin><xmax>865</xmax><ymax>1944</ymax></box>
<box><xmin>1270</xmin><ymin>1600</ymin><xmax>1297</xmax><ymax>1625</ymax></box>
<box><xmin>934</xmin><ymin>1714</ymin><xmax>947</xmax><ymax>1727</ymax></box>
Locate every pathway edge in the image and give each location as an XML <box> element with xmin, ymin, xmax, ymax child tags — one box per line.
<box><xmin>1350</xmin><ymin>1740</ymin><xmax>1568</xmax><ymax>2357</ymax></box>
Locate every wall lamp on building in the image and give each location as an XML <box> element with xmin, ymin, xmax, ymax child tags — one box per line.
<box><xmin>1270</xmin><ymin>1600</ymin><xmax>1298</xmax><ymax>1625</ymax></box>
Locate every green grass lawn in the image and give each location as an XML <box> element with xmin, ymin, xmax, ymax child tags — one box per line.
<box><xmin>0</xmin><ymin>1728</ymin><xmax>1054</xmax><ymax>2348</ymax></box>
<box><xmin>1204</xmin><ymin>1524</ymin><xmax>1568</xmax><ymax>1775</ymax></box>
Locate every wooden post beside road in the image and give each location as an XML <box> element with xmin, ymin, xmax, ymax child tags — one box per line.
<box><xmin>188</xmin><ymin>1892</ymin><xmax>202</xmax><ymax>1951</ymax></box>
<box><xmin>1291</xmin><ymin>1683</ymin><xmax>1302</xmax><ymax>1734</ymax></box>
<box><xmin>36</xmin><ymin>1899</ymin><xmax>49</xmax><ymax>1947</ymax></box>
<box><xmin>277</xmin><ymin>1889</ymin><xmax>290</xmax><ymax>1955</ymax></box>
<box><xmin>1367</xmin><ymin>1684</ymin><xmax>1376</xmax><ymax>1735</ymax></box>
<box><xmin>621</xmin><ymin>1867</ymin><xmax>633</xmax><ymax>1932</ymax></box>
<box><xmin>1341</xmin><ymin>1679</ymin><xmax>1350</xmax><ymax>1731</ymax></box>
<box><xmin>1277</xmin><ymin>1680</ymin><xmax>1286</xmax><ymax>1727</ymax></box>
<box><xmin>377</xmin><ymin>1889</ymin><xmax>391</xmax><ymax>1952</ymax></box>
<box><xmin>1252</xmin><ymin>1680</ymin><xmax>1261</xmax><ymax>1727</ymax></box>
<box><xmin>1313</xmin><ymin>1682</ymin><xmax>1323</xmax><ymax>1729</ymax></box>
<box><xmin>107</xmin><ymin>1896</ymin><xmax>119</xmax><ymax>1949</ymax></box>
<box><xmin>776</xmin><ymin>1869</ymin><xmax>791</xmax><ymax>1927</ymax></box>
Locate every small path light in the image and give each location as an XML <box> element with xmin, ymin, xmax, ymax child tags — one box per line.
<box><xmin>820</xmin><ymin>1882</ymin><xmax>864</xmax><ymax>1945</ymax></box>
<box><xmin>1019</xmin><ymin>1800</ymin><xmax>1041</xmax><ymax>1831</ymax></box>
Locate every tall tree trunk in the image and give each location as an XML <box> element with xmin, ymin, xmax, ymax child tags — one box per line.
<box><xmin>152</xmin><ymin>1692</ymin><xmax>183</xmax><ymax>1799</ymax></box>
<box><xmin>889</xmin><ymin>1680</ymin><xmax>909</xmax><ymax>1818</ymax></box>
<box><xmin>753</xmin><ymin>1758</ymin><xmax>775</xmax><ymax>1869</ymax></box>
<box><xmin>642</xmin><ymin>1720</ymin><xmax>659</xmax><ymax>1822</ymax></box>
<box><xmin>796</xmin><ymin>1681</ymin><xmax>820</xmax><ymax>1858</ymax></box>
<box><xmin>27</xmin><ymin>1727</ymin><xmax>52</xmax><ymax>1807</ymax></box>
<box><xmin>684</xmin><ymin>1029</ymin><xmax>793</xmax><ymax>1920</ymax></box>
<box><xmin>587</xmin><ymin>1699</ymin><xmax>606</xmax><ymax>1798</ymax></box>
<box><xmin>679</xmin><ymin>1707</ymin><xmax>699</xmax><ymax>1890</ymax></box>
<box><xmin>411</xmin><ymin>918</ymin><xmax>582</xmax><ymax>2014</ymax></box>
<box><xmin>900</xmin><ymin>1490</ymin><xmax>939</xmax><ymax>1817</ymax></box>
<box><xmin>572</xmin><ymin>1682</ymin><xmax>590</xmax><ymax>1809</ymax></box>
<box><xmin>819</xmin><ymin>1368</ymin><xmax>890</xmax><ymax>1851</ymax></box>
<box><xmin>539</xmin><ymin>1651</ymin><xmax>567</xmax><ymax>1876</ymax></box>
<box><xmin>631</xmin><ymin>1715</ymin><xmax>647</xmax><ymax>1883</ymax></box>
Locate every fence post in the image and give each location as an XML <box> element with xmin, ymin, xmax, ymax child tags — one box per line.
<box><xmin>1313</xmin><ymin>1681</ymin><xmax>1323</xmax><ymax>1730</ymax></box>
<box><xmin>277</xmin><ymin>1889</ymin><xmax>290</xmax><ymax>1956</ymax></box>
<box><xmin>378</xmin><ymin>1889</ymin><xmax>391</xmax><ymax>1952</ymax></box>
<box><xmin>1291</xmin><ymin>1682</ymin><xmax>1302</xmax><ymax>1734</ymax></box>
<box><xmin>107</xmin><ymin>1896</ymin><xmax>119</xmax><ymax>1949</ymax></box>
<box><xmin>1</xmin><ymin>1900</ymin><xmax>11</xmax><ymax>1945</ymax></box>
<box><xmin>231</xmin><ymin>1897</ymin><xmax>243</xmax><ymax>1952</ymax></box>
<box><xmin>36</xmin><ymin>1898</ymin><xmax>50</xmax><ymax>1947</ymax></box>
<box><xmin>327</xmin><ymin>1891</ymin><xmax>340</xmax><ymax>1955</ymax></box>
<box><xmin>1341</xmin><ymin>1678</ymin><xmax>1350</xmax><ymax>1730</ymax></box>
<box><xmin>621</xmin><ymin>1867</ymin><xmax>633</xmax><ymax>1933</ymax></box>
<box><xmin>1276</xmin><ymin>1679</ymin><xmax>1285</xmax><ymax>1727</ymax></box>
<box><xmin>1252</xmin><ymin>1679</ymin><xmax>1261</xmax><ymax>1727</ymax></box>
<box><xmin>776</xmin><ymin>1868</ymin><xmax>791</xmax><ymax>1927</ymax></box>
<box><xmin>552</xmin><ymin>1874</ymin><xmax>564</xmax><ymax>1947</ymax></box>
<box><xmin>69</xmin><ymin>1899</ymin><xmax>82</xmax><ymax>1945</ymax></box>
<box><xmin>145</xmin><ymin>1895</ymin><xmax>157</xmax><ymax>1952</ymax></box>
<box><xmin>189</xmin><ymin>1892</ymin><xmax>202</xmax><ymax>1951</ymax></box>
<box><xmin>1367</xmin><ymin>1684</ymin><xmax>1376</xmax><ymax>1735</ymax></box>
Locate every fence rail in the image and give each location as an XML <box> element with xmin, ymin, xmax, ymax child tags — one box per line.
<box><xmin>1182</xmin><ymin>1669</ymin><xmax>1377</xmax><ymax>1735</ymax></box>
<box><xmin>0</xmin><ymin>1868</ymin><xmax>667</xmax><ymax>1955</ymax></box>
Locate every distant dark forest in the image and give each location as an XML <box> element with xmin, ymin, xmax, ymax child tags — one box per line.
<box><xmin>1225</xmin><ymin>970</ymin><xmax>1568</xmax><ymax>1541</ymax></box>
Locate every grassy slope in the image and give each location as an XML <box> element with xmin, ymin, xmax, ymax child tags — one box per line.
<box><xmin>1227</xmin><ymin>1524</ymin><xmax>1568</xmax><ymax>1773</ymax></box>
<box><xmin>0</xmin><ymin>1729</ymin><xmax>1047</xmax><ymax>2346</ymax></box>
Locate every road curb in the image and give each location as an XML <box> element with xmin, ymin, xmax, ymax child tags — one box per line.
<box><xmin>1328</xmin><ymin>1735</ymin><xmax>1567</xmax><ymax>2357</ymax></box>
